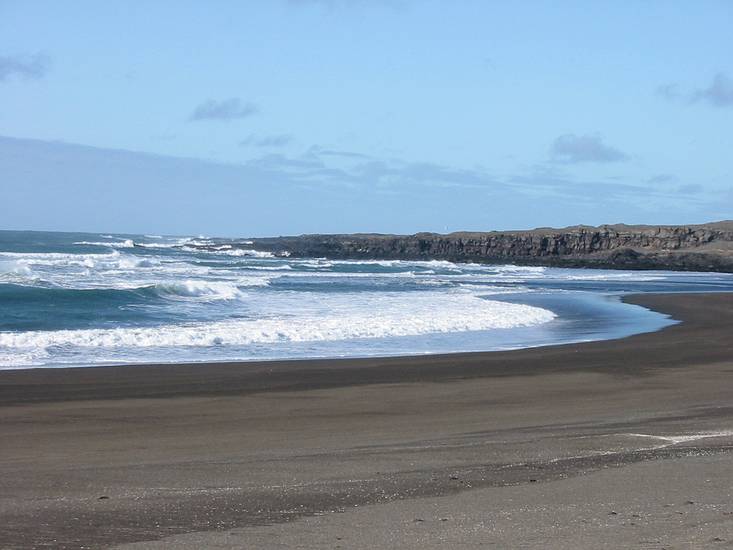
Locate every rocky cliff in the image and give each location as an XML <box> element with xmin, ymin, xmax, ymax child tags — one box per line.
<box><xmin>244</xmin><ymin>221</ymin><xmax>733</xmax><ymax>272</ymax></box>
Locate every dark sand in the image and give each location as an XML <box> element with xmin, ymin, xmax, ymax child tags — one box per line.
<box><xmin>1</xmin><ymin>293</ymin><xmax>733</xmax><ymax>549</ymax></box>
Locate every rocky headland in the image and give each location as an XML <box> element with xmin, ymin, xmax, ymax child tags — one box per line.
<box><xmin>236</xmin><ymin>221</ymin><xmax>733</xmax><ymax>272</ymax></box>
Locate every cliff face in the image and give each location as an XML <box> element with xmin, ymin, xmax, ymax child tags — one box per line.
<box><xmin>246</xmin><ymin>222</ymin><xmax>733</xmax><ymax>272</ymax></box>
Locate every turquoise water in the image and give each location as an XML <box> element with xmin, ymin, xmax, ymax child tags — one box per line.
<box><xmin>1</xmin><ymin>230</ymin><xmax>732</xmax><ymax>369</ymax></box>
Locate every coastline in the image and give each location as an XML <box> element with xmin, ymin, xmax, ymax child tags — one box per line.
<box><xmin>0</xmin><ymin>288</ymin><xmax>683</xmax><ymax>374</ymax></box>
<box><xmin>244</xmin><ymin>222</ymin><xmax>733</xmax><ymax>273</ymax></box>
<box><xmin>0</xmin><ymin>293</ymin><xmax>718</xmax><ymax>404</ymax></box>
<box><xmin>2</xmin><ymin>292</ymin><xmax>733</xmax><ymax>548</ymax></box>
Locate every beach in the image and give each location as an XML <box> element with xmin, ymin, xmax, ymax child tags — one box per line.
<box><xmin>4</xmin><ymin>1</ymin><xmax>733</xmax><ymax>547</ymax></box>
<box><xmin>1</xmin><ymin>292</ymin><xmax>733</xmax><ymax>548</ymax></box>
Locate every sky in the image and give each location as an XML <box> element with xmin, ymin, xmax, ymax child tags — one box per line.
<box><xmin>0</xmin><ymin>0</ymin><xmax>731</xmax><ymax>237</ymax></box>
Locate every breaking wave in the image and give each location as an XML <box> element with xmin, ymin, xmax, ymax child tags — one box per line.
<box><xmin>0</xmin><ymin>293</ymin><xmax>555</xmax><ymax>363</ymax></box>
<box><xmin>150</xmin><ymin>280</ymin><xmax>252</xmax><ymax>300</ymax></box>
<box><xmin>4</xmin><ymin>230</ymin><xmax>727</xmax><ymax>369</ymax></box>
<box><xmin>73</xmin><ymin>239</ymin><xmax>135</xmax><ymax>248</ymax></box>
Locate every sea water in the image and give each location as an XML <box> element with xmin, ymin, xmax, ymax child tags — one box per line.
<box><xmin>1</xmin><ymin>230</ymin><xmax>732</xmax><ymax>369</ymax></box>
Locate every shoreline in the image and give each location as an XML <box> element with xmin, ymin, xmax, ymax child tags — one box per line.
<box><xmin>0</xmin><ymin>292</ymin><xmax>716</xmax><ymax>405</ymax></box>
<box><xmin>0</xmin><ymin>289</ymin><xmax>676</xmax><ymax>374</ymax></box>
<box><xmin>2</xmin><ymin>292</ymin><xmax>733</xmax><ymax>548</ymax></box>
<box><xmin>244</xmin><ymin>222</ymin><xmax>733</xmax><ymax>273</ymax></box>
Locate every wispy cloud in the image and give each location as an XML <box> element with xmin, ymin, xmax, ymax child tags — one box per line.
<box><xmin>657</xmin><ymin>73</ymin><xmax>733</xmax><ymax>108</ymax></box>
<box><xmin>549</xmin><ymin>134</ymin><xmax>628</xmax><ymax>164</ymax></box>
<box><xmin>245</xmin><ymin>149</ymin><xmax>499</xmax><ymax>191</ymax></box>
<box><xmin>647</xmin><ymin>173</ymin><xmax>677</xmax><ymax>185</ymax></box>
<box><xmin>188</xmin><ymin>98</ymin><xmax>258</xmax><ymax>122</ymax></box>
<box><xmin>244</xmin><ymin>147</ymin><xmax>675</xmax><ymax>210</ymax></box>
<box><xmin>240</xmin><ymin>134</ymin><xmax>293</xmax><ymax>147</ymax></box>
<box><xmin>306</xmin><ymin>145</ymin><xmax>371</xmax><ymax>159</ymax></box>
<box><xmin>0</xmin><ymin>53</ymin><xmax>51</xmax><ymax>82</ymax></box>
<box><xmin>655</xmin><ymin>83</ymin><xmax>681</xmax><ymax>101</ymax></box>
<box><xmin>676</xmin><ymin>183</ymin><xmax>703</xmax><ymax>194</ymax></box>
<box><xmin>646</xmin><ymin>173</ymin><xmax>702</xmax><ymax>195</ymax></box>
<box><xmin>1</xmin><ymin>135</ymin><xmax>717</xmax><ymax>234</ymax></box>
<box><xmin>692</xmin><ymin>73</ymin><xmax>733</xmax><ymax>107</ymax></box>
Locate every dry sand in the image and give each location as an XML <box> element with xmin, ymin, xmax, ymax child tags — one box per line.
<box><xmin>1</xmin><ymin>293</ymin><xmax>732</xmax><ymax>549</ymax></box>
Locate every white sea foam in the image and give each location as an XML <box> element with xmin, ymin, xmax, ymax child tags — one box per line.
<box><xmin>135</xmin><ymin>239</ymin><xmax>192</xmax><ymax>249</ymax></box>
<box><xmin>182</xmin><ymin>247</ymin><xmax>275</xmax><ymax>258</ymax></box>
<box><xmin>115</xmin><ymin>256</ymin><xmax>159</xmax><ymax>269</ymax></box>
<box><xmin>0</xmin><ymin>293</ymin><xmax>555</xmax><ymax>358</ymax></box>
<box><xmin>0</xmin><ymin>251</ymin><xmax>120</xmax><ymax>261</ymax></box>
<box><xmin>1</xmin><ymin>250</ymin><xmax>141</xmax><ymax>275</ymax></box>
<box><xmin>152</xmin><ymin>280</ymin><xmax>244</xmax><ymax>300</ymax></box>
<box><xmin>559</xmin><ymin>273</ymin><xmax>664</xmax><ymax>281</ymax></box>
<box><xmin>242</xmin><ymin>264</ymin><xmax>293</xmax><ymax>271</ymax></box>
<box><xmin>327</xmin><ymin>259</ymin><xmax>402</xmax><ymax>267</ymax></box>
<box><xmin>491</xmin><ymin>264</ymin><xmax>546</xmax><ymax>273</ymax></box>
<box><xmin>73</xmin><ymin>239</ymin><xmax>135</xmax><ymax>248</ymax></box>
<box><xmin>0</xmin><ymin>259</ymin><xmax>33</xmax><ymax>276</ymax></box>
<box><xmin>454</xmin><ymin>283</ymin><xmax>527</xmax><ymax>294</ymax></box>
<box><xmin>0</xmin><ymin>351</ymin><xmax>47</xmax><ymax>368</ymax></box>
<box><xmin>149</xmin><ymin>276</ymin><xmax>273</xmax><ymax>299</ymax></box>
<box><xmin>0</xmin><ymin>251</ymin><xmax>124</xmax><ymax>282</ymax></box>
<box><xmin>0</xmin><ymin>250</ymin><xmax>241</xmax><ymax>291</ymax></box>
<box><xmin>75</xmin><ymin>237</ymin><xmax>197</xmax><ymax>250</ymax></box>
<box><xmin>325</xmin><ymin>259</ymin><xmax>466</xmax><ymax>270</ymax></box>
<box><xmin>225</xmin><ymin>248</ymin><xmax>274</xmax><ymax>258</ymax></box>
<box><xmin>7</xmin><ymin>232</ymin><xmax>723</xmax><ymax>370</ymax></box>
<box><xmin>0</xmin><ymin>259</ymin><xmax>39</xmax><ymax>285</ymax></box>
<box><xmin>295</xmin><ymin>259</ymin><xmax>334</xmax><ymax>268</ymax></box>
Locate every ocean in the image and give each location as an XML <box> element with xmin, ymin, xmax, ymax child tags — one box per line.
<box><xmin>1</xmin><ymin>229</ymin><xmax>732</xmax><ymax>369</ymax></box>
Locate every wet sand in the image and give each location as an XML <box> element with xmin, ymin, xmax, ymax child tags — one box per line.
<box><xmin>1</xmin><ymin>293</ymin><xmax>733</xmax><ymax>548</ymax></box>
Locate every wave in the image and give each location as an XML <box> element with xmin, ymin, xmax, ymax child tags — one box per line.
<box><xmin>182</xmin><ymin>246</ymin><xmax>275</xmax><ymax>258</ymax></box>
<box><xmin>75</xmin><ymin>237</ymin><xmax>212</xmax><ymax>251</ymax></box>
<box><xmin>0</xmin><ymin>251</ymin><xmax>123</xmax><ymax>280</ymax></box>
<box><xmin>150</xmin><ymin>280</ymin><xmax>245</xmax><ymax>300</ymax></box>
<box><xmin>125</xmin><ymin>276</ymin><xmax>271</xmax><ymax>297</ymax></box>
<box><xmin>0</xmin><ymin>259</ymin><xmax>34</xmax><ymax>277</ymax></box>
<box><xmin>0</xmin><ymin>250</ymin><xmax>160</xmax><ymax>276</ymax></box>
<box><xmin>321</xmin><ymin>259</ymin><xmax>461</xmax><ymax>270</ymax></box>
<box><xmin>0</xmin><ymin>276</ymin><xmax>269</xmax><ymax>310</ymax></box>
<box><xmin>222</xmin><ymin>248</ymin><xmax>275</xmax><ymax>258</ymax></box>
<box><xmin>454</xmin><ymin>283</ymin><xmax>528</xmax><ymax>294</ymax></box>
<box><xmin>114</xmin><ymin>256</ymin><xmax>159</xmax><ymax>269</ymax></box>
<box><xmin>490</xmin><ymin>264</ymin><xmax>547</xmax><ymax>273</ymax></box>
<box><xmin>241</xmin><ymin>264</ymin><xmax>293</xmax><ymax>271</ymax></box>
<box><xmin>0</xmin><ymin>250</ymin><xmax>120</xmax><ymax>261</ymax></box>
<box><xmin>73</xmin><ymin>239</ymin><xmax>135</xmax><ymax>248</ymax></box>
<box><xmin>134</xmin><ymin>239</ymin><xmax>191</xmax><ymax>249</ymax></box>
<box><xmin>556</xmin><ymin>273</ymin><xmax>665</xmax><ymax>282</ymax></box>
<box><xmin>0</xmin><ymin>351</ymin><xmax>44</xmax><ymax>367</ymax></box>
<box><xmin>0</xmin><ymin>294</ymin><xmax>555</xmax><ymax>358</ymax></box>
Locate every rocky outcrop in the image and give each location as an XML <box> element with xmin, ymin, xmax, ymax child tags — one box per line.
<box><xmin>245</xmin><ymin>221</ymin><xmax>733</xmax><ymax>272</ymax></box>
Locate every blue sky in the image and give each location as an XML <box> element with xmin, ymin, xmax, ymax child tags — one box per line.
<box><xmin>1</xmin><ymin>0</ymin><xmax>731</xmax><ymax>236</ymax></box>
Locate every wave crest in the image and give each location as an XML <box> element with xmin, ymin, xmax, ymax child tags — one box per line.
<box><xmin>73</xmin><ymin>239</ymin><xmax>135</xmax><ymax>248</ymax></box>
<box><xmin>0</xmin><ymin>294</ymin><xmax>555</xmax><ymax>357</ymax></box>
<box><xmin>151</xmin><ymin>280</ymin><xmax>244</xmax><ymax>300</ymax></box>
